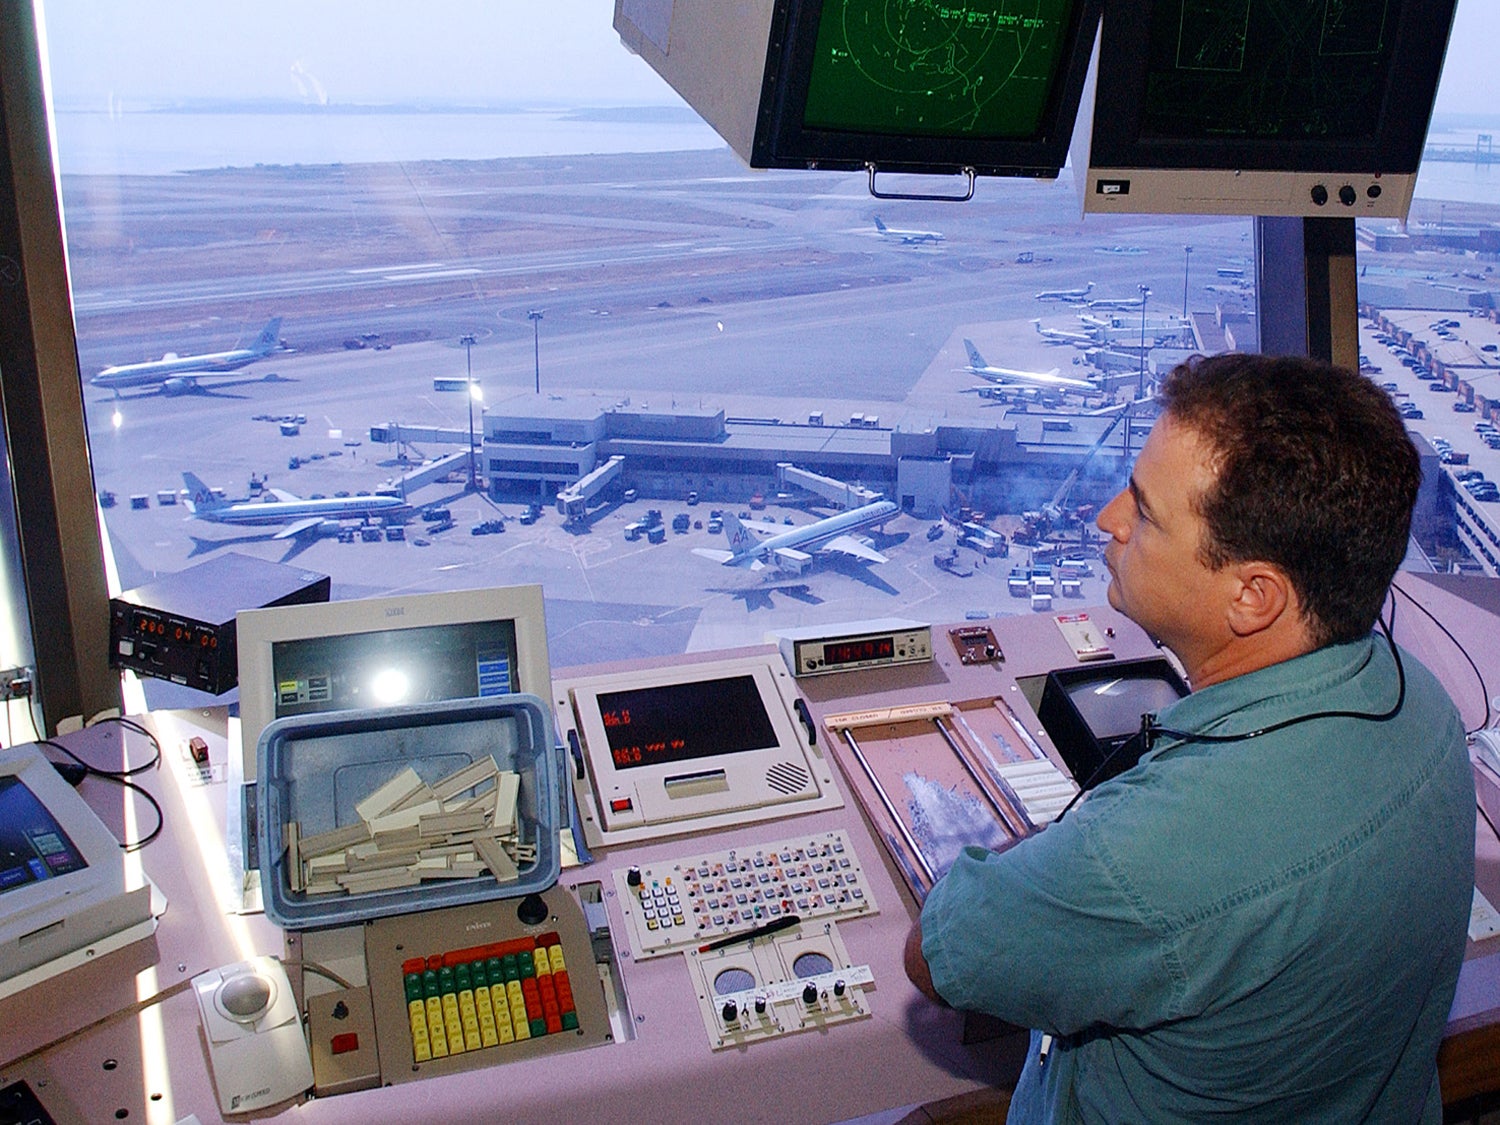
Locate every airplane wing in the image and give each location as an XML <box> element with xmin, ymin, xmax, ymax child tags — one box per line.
<box><xmin>691</xmin><ymin>547</ymin><xmax>735</xmax><ymax>564</ymax></box>
<box><xmin>273</xmin><ymin>516</ymin><xmax>326</xmax><ymax>540</ymax></box>
<box><xmin>821</xmin><ymin>535</ymin><xmax>887</xmax><ymax>564</ymax></box>
<box><xmin>267</xmin><ymin>488</ymin><xmax>301</xmax><ymax>501</ymax></box>
<box><xmin>735</xmin><ymin>518</ymin><xmax>783</xmax><ymax>539</ymax></box>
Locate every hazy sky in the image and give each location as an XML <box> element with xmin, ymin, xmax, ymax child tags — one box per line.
<box><xmin>39</xmin><ymin>1</ymin><xmax>678</xmax><ymax>107</ymax></box>
<box><xmin>37</xmin><ymin>0</ymin><xmax>1495</xmax><ymax>116</ymax></box>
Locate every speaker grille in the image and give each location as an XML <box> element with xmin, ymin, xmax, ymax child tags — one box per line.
<box><xmin>765</xmin><ymin>761</ymin><xmax>811</xmax><ymax>795</ymax></box>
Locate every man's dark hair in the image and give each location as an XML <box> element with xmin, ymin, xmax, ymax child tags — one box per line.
<box><xmin>1158</xmin><ymin>352</ymin><xmax>1420</xmax><ymax>647</ymax></box>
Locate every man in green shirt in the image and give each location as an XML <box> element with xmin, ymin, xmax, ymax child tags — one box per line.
<box><xmin>906</xmin><ymin>353</ymin><xmax>1474</xmax><ymax>1122</ymax></box>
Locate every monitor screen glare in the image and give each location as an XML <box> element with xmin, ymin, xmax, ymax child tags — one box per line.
<box><xmin>270</xmin><ymin>619</ymin><xmax>518</xmax><ymax>721</ymax></box>
<box><xmin>1066</xmin><ymin>674</ymin><xmax>1186</xmax><ymax>741</ymax></box>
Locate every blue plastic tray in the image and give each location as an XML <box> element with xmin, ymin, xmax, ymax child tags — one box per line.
<box><xmin>256</xmin><ymin>694</ymin><xmax>558</xmax><ymax>929</ymax></box>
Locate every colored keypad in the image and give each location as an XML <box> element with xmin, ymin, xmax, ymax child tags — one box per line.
<box><xmin>401</xmin><ymin>932</ymin><xmax>578</xmax><ymax>1064</ymax></box>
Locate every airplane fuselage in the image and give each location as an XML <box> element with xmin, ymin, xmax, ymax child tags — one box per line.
<box><xmin>187</xmin><ymin>493</ymin><xmax>405</xmax><ymax>527</ymax></box>
<box><xmin>730</xmin><ymin>500</ymin><xmax>897</xmax><ymax>564</ymax></box>
<box><xmin>91</xmin><ymin>318</ymin><xmax>282</xmax><ymax>391</ymax></box>
<box><xmin>92</xmin><ymin>350</ymin><xmax>265</xmax><ymax>389</ymax></box>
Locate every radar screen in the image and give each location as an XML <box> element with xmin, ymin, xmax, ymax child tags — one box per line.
<box><xmin>802</xmin><ymin>0</ymin><xmax>1080</xmax><ymax>139</ymax></box>
<box><xmin>1140</xmin><ymin>0</ymin><xmax>1399</xmax><ymax>142</ymax></box>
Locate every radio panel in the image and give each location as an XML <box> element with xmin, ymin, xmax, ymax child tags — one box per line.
<box><xmin>557</xmin><ymin>654</ymin><xmax>843</xmax><ymax>849</ymax></box>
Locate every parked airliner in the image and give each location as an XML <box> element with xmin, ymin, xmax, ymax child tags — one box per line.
<box><xmin>873</xmin><ymin>217</ymin><xmax>943</xmax><ymax>244</ymax></box>
<box><xmin>91</xmin><ymin>318</ymin><xmax>283</xmax><ymax>395</ymax></box>
<box><xmin>693</xmin><ymin>500</ymin><xmax>897</xmax><ymax>570</ymax></box>
<box><xmin>1033</xmin><ymin>282</ymin><xmax>1093</xmax><ymax>301</ymax></box>
<box><xmin>962</xmin><ymin>340</ymin><xmax>1098</xmax><ymax>392</ymax></box>
<box><xmin>182</xmin><ymin>471</ymin><xmax>406</xmax><ymax>540</ymax></box>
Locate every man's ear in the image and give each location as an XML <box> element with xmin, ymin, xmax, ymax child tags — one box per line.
<box><xmin>1225</xmin><ymin>562</ymin><xmax>1295</xmax><ymax>638</ymax></box>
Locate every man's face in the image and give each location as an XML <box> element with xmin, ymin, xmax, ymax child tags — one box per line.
<box><xmin>1096</xmin><ymin>414</ymin><xmax>1228</xmax><ymax>662</ymax></box>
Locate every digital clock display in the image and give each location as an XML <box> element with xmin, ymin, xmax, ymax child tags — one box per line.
<box><xmin>597</xmin><ymin>675</ymin><xmax>778</xmax><ymax>771</ymax></box>
<box><xmin>822</xmin><ymin>636</ymin><xmax>895</xmax><ymax>667</ymax></box>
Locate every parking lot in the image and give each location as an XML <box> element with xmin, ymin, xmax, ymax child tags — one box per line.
<box><xmin>1361</xmin><ymin>309</ymin><xmax>1500</xmax><ymax>573</ymax></box>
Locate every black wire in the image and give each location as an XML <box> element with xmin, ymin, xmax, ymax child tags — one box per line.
<box><xmin>1389</xmin><ymin>577</ymin><xmax>1491</xmax><ymax>734</ymax></box>
<box><xmin>35</xmin><ymin>716</ymin><xmax>165</xmax><ymax>851</ymax></box>
<box><xmin>1055</xmin><ymin>606</ymin><xmax>1408</xmax><ymax>823</ymax></box>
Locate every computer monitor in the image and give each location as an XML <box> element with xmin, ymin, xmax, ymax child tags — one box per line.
<box><xmin>616</xmin><ymin>0</ymin><xmax>1103</xmax><ymax>178</ymax></box>
<box><xmin>0</xmin><ymin>744</ymin><xmax>155</xmax><ymax>996</ymax></box>
<box><xmin>236</xmin><ymin>585</ymin><xmax>552</xmax><ymax>783</ymax></box>
<box><xmin>1037</xmin><ymin>656</ymin><xmax>1189</xmax><ymax>789</ymax></box>
<box><xmin>1075</xmin><ymin>0</ymin><xmax>1457</xmax><ymax>217</ymax></box>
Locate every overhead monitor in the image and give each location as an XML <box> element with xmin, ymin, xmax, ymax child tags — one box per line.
<box><xmin>555</xmin><ymin>653</ymin><xmax>843</xmax><ymax>848</ymax></box>
<box><xmin>616</xmin><ymin>0</ymin><xmax>1104</xmax><ymax>178</ymax></box>
<box><xmin>1037</xmin><ymin>656</ymin><xmax>1189</xmax><ymax>789</ymax></box>
<box><xmin>1075</xmin><ymin>0</ymin><xmax>1458</xmax><ymax>217</ymax></box>
<box><xmin>0</xmin><ymin>744</ymin><xmax>155</xmax><ymax>997</ymax></box>
<box><xmin>236</xmin><ymin>585</ymin><xmax>552</xmax><ymax>784</ymax></box>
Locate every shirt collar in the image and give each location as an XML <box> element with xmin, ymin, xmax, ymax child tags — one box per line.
<box><xmin>1149</xmin><ymin>636</ymin><xmax>1378</xmax><ymax>747</ymax></box>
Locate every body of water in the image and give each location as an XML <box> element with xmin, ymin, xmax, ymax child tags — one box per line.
<box><xmin>52</xmin><ymin>108</ymin><xmax>1500</xmax><ymax>210</ymax></box>
<box><xmin>52</xmin><ymin>107</ymin><xmax>726</xmax><ymax>176</ymax></box>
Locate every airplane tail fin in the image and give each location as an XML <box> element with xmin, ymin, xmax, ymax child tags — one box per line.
<box><xmin>723</xmin><ymin>511</ymin><xmax>755</xmax><ymax>556</ymax></box>
<box><xmin>253</xmin><ymin>317</ymin><xmax>283</xmax><ymax>354</ymax></box>
<box><xmin>874</xmin><ymin>217</ymin><xmax>888</xmax><ymax>232</ymax></box>
<box><xmin>181</xmin><ymin>471</ymin><xmax>225</xmax><ymax>512</ymax></box>
<box><xmin>963</xmin><ymin>339</ymin><xmax>986</xmax><ymax>369</ymax></box>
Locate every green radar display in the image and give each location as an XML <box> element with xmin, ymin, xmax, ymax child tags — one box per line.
<box><xmin>802</xmin><ymin>1</ymin><xmax>1078</xmax><ymax>139</ymax></box>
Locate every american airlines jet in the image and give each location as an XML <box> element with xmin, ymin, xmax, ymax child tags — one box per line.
<box><xmin>693</xmin><ymin>500</ymin><xmax>897</xmax><ymax>571</ymax></box>
<box><xmin>962</xmin><ymin>340</ymin><xmax>1098</xmax><ymax>392</ymax></box>
<box><xmin>90</xmin><ymin>318</ymin><xmax>283</xmax><ymax>395</ymax></box>
<box><xmin>182</xmin><ymin>471</ymin><xmax>405</xmax><ymax>540</ymax></box>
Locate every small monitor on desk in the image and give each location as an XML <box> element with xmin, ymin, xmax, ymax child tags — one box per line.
<box><xmin>0</xmin><ymin>744</ymin><xmax>155</xmax><ymax>997</ymax></box>
<box><xmin>236</xmin><ymin>585</ymin><xmax>552</xmax><ymax>783</ymax></box>
<box><xmin>1038</xmin><ymin>656</ymin><xmax>1189</xmax><ymax>790</ymax></box>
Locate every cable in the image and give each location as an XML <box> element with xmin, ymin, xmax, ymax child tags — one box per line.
<box><xmin>35</xmin><ymin>716</ymin><xmax>166</xmax><ymax>851</ymax></box>
<box><xmin>1389</xmin><ymin>577</ymin><xmax>1491</xmax><ymax>734</ymax></box>
<box><xmin>1055</xmin><ymin>611</ymin><xmax>1408</xmax><ymax>822</ymax></box>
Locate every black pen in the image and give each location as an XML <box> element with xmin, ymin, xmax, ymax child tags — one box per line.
<box><xmin>698</xmin><ymin>914</ymin><xmax>801</xmax><ymax>953</ymax></box>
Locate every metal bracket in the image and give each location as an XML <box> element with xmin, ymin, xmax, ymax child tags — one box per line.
<box><xmin>865</xmin><ymin>163</ymin><xmax>976</xmax><ymax>203</ymax></box>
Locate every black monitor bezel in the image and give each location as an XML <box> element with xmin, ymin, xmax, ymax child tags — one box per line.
<box><xmin>1038</xmin><ymin>655</ymin><xmax>1190</xmax><ymax>789</ymax></box>
<box><xmin>753</xmin><ymin>0</ymin><xmax>1105</xmax><ymax>177</ymax></box>
<box><xmin>1087</xmin><ymin>0</ymin><xmax>1457</xmax><ymax>176</ymax></box>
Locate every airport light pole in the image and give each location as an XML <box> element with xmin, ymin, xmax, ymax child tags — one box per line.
<box><xmin>527</xmin><ymin>310</ymin><xmax>543</xmax><ymax>394</ymax></box>
<box><xmin>1137</xmin><ymin>286</ymin><xmax>1151</xmax><ymax>400</ymax></box>
<box><xmin>461</xmin><ymin>333</ymin><xmax>478</xmax><ymax>492</ymax></box>
<box><xmin>1181</xmin><ymin>245</ymin><xmax>1192</xmax><ymax>318</ymax></box>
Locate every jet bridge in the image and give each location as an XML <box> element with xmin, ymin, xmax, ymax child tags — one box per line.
<box><xmin>776</xmin><ymin>463</ymin><xmax>881</xmax><ymax>511</ymax></box>
<box><xmin>556</xmin><ymin>456</ymin><xmax>625</xmax><ymax>521</ymax></box>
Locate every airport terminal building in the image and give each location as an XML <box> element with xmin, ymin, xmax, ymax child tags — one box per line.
<box><xmin>445</xmin><ymin>398</ymin><xmax>1141</xmax><ymax>519</ymax></box>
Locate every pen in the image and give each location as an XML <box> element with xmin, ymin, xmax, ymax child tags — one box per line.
<box><xmin>698</xmin><ymin>914</ymin><xmax>801</xmax><ymax>953</ymax></box>
<box><xmin>1038</xmin><ymin>1033</ymin><xmax>1053</xmax><ymax>1070</ymax></box>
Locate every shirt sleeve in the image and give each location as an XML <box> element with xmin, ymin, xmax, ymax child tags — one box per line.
<box><xmin>919</xmin><ymin>812</ymin><xmax>1182</xmax><ymax>1036</ymax></box>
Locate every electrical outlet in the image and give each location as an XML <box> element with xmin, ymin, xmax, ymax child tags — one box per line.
<box><xmin>0</xmin><ymin>667</ymin><xmax>33</xmax><ymax>702</ymax></box>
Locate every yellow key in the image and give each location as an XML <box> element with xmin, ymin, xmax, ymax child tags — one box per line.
<box><xmin>442</xmin><ymin>993</ymin><xmax>464</xmax><ymax>1055</ymax></box>
<box><xmin>475</xmin><ymin>985</ymin><xmax>499</xmax><ymax>1048</ymax></box>
<box><xmin>458</xmin><ymin>990</ymin><xmax>481</xmax><ymax>1052</ymax></box>
<box><xmin>409</xmin><ymin>999</ymin><xmax>431</xmax><ymax>1063</ymax></box>
<box><xmin>508</xmin><ymin>980</ymin><xmax>531</xmax><ymax>1040</ymax></box>
<box><xmin>426</xmin><ymin>995</ymin><xmax>449</xmax><ymax>1058</ymax></box>
<box><xmin>549</xmin><ymin>945</ymin><xmax>567</xmax><ymax>973</ymax></box>
<box><xmin>493</xmin><ymin>990</ymin><xmax>515</xmax><ymax>1044</ymax></box>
